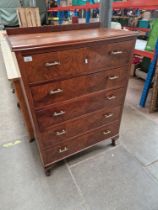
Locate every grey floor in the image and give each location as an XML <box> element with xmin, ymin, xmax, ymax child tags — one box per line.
<box><xmin>1</xmin><ymin>48</ymin><xmax>158</xmax><ymax>210</ymax></box>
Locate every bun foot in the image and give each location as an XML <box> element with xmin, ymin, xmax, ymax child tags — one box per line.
<box><xmin>17</xmin><ymin>102</ymin><xmax>20</xmax><ymax>109</ymax></box>
<box><xmin>111</xmin><ymin>135</ymin><xmax>119</xmax><ymax>147</ymax></box>
<box><xmin>29</xmin><ymin>138</ymin><xmax>35</xmax><ymax>143</ymax></box>
<box><xmin>112</xmin><ymin>139</ymin><xmax>116</xmax><ymax>146</ymax></box>
<box><xmin>45</xmin><ymin>168</ymin><xmax>52</xmax><ymax>176</ymax></box>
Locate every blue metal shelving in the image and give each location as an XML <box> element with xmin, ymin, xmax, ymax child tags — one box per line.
<box><xmin>140</xmin><ymin>39</ymin><xmax>158</xmax><ymax>107</ymax></box>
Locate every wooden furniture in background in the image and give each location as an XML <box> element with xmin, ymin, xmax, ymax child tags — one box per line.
<box><xmin>0</xmin><ymin>31</ymin><xmax>34</xmax><ymax>141</ymax></box>
<box><xmin>13</xmin><ymin>79</ymin><xmax>34</xmax><ymax>140</ymax></box>
<box><xmin>17</xmin><ymin>8</ymin><xmax>41</xmax><ymax>27</ymax></box>
<box><xmin>7</xmin><ymin>26</ymin><xmax>136</xmax><ymax>176</ymax></box>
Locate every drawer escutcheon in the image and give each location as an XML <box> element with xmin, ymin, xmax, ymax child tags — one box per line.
<box><xmin>84</xmin><ymin>58</ymin><xmax>89</xmax><ymax>64</ymax></box>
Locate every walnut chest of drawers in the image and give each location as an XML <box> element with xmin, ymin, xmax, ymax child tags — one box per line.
<box><xmin>7</xmin><ymin>25</ymin><xmax>136</xmax><ymax>175</ymax></box>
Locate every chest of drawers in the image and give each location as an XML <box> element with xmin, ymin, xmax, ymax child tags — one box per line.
<box><xmin>7</xmin><ymin>25</ymin><xmax>136</xmax><ymax>176</ymax></box>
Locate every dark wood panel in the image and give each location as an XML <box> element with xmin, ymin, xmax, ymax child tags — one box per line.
<box><xmin>6</xmin><ymin>23</ymin><xmax>100</xmax><ymax>35</ymax></box>
<box><xmin>39</xmin><ymin>106</ymin><xmax>121</xmax><ymax>149</ymax></box>
<box><xmin>31</xmin><ymin>68</ymin><xmax>127</xmax><ymax>108</ymax></box>
<box><xmin>36</xmin><ymin>87</ymin><xmax>125</xmax><ymax>128</ymax></box>
<box><xmin>42</xmin><ymin>120</ymin><xmax>119</xmax><ymax>166</ymax></box>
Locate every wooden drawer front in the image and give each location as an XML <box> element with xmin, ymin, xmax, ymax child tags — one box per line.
<box><xmin>106</xmin><ymin>41</ymin><xmax>134</xmax><ymax>68</ymax></box>
<box><xmin>36</xmin><ymin>88</ymin><xmax>125</xmax><ymax>128</ymax></box>
<box><xmin>40</xmin><ymin>104</ymin><xmax>121</xmax><ymax>131</ymax></box>
<box><xmin>31</xmin><ymin>68</ymin><xmax>127</xmax><ymax>108</ymax></box>
<box><xmin>23</xmin><ymin>41</ymin><xmax>133</xmax><ymax>84</ymax></box>
<box><xmin>40</xmin><ymin>106</ymin><xmax>121</xmax><ymax>148</ymax></box>
<box><xmin>23</xmin><ymin>48</ymin><xmax>85</xmax><ymax>84</ymax></box>
<box><xmin>84</xmin><ymin>40</ymin><xmax>134</xmax><ymax>72</ymax></box>
<box><xmin>42</xmin><ymin>121</ymin><xmax>119</xmax><ymax>165</ymax></box>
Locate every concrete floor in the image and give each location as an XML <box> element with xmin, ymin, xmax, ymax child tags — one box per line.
<box><xmin>1</xmin><ymin>48</ymin><xmax>158</xmax><ymax>210</ymax></box>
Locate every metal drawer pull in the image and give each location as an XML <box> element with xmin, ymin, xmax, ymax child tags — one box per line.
<box><xmin>111</xmin><ymin>51</ymin><xmax>123</xmax><ymax>55</ymax></box>
<box><xmin>103</xmin><ymin>130</ymin><xmax>111</xmax><ymax>135</ymax></box>
<box><xmin>53</xmin><ymin>110</ymin><xmax>65</xmax><ymax>117</ymax></box>
<box><xmin>106</xmin><ymin>95</ymin><xmax>116</xmax><ymax>100</ymax></box>
<box><xmin>49</xmin><ymin>88</ymin><xmax>63</xmax><ymax>95</ymax></box>
<box><xmin>45</xmin><ymin>61</ymin><xmax>60</xmax><ymax>67</ymax></box>
<box><xmin>84</xmin><ymin>58</ymin><xmax>88</xmax><ymax>64</ymax></box>
<box><xmin>108</xmin><ymin>75</ymin><xmax>119</xmax><ymax>80</ymax></box>
<box><xmin>56</xmin><ymin>129</ymin><xmax>66</xmax><ymax>136</ymax></box>
<box><xmin>59</xmin><ymin>146</ymin><xmax>68</xmax><ymax>153</ymax></box>
<box><xmin>104</xmin><ymin>113</ymin><xmax>113</xmax><ymax>118</ymax></box>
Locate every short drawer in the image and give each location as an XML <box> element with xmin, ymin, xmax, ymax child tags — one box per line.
<box><xmin>31</xmin><ymin>67</ymin><xmax>128</xmax><ymax>108</ymax></box>
<box><xmin>23</xmin><ymin>48</ymin><xmax>85</xmax><ymax>84</ymax></box>
<box><xmin>42</xmin><ymin>121</ymin><xmax>119</xmax><ymax>165</ymax></box>
<box><xmin>83</xmin><ymin>40</ymin><xmax>134</xmax><ymax>72</ymax></box>
<box><xmin>107</xmin><ymin>40</ymin><xmax>134</xmax><ymax>67</ymax></box>
<box><xmin>36</xmin><ymin>88</ymin><xmax>125</xmax><ymax>128</ymax></box>
<box><xmin>40</xmin><ymin>106</ymin><xmax>121</xmax><ymax>149</ymax></box>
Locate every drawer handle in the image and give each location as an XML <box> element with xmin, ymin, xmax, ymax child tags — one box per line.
<box><xmin>106</xmin><ymin>95</ymin><xmax>116</xmax><ymax>100</ymax></box>
<box><xmin>104</xmin><ymin>113</ymin><xmax>113</xmax><ymax>118</ymax></box>
<box><xmin>45</xmin><ymin>61</ymin><xmax>60</xmax><ymax>67</ymax></box>
<box><xmin>56</xmin><ymin>129</ymin><xmax>66</xmax><ymax>136</ymax></box>
<box><xmin>108</xmin><ymin>75</ymin><xmax>119</xmax><ymax>80</ymax></box>
<box><xmin>53</xmin><ymin>110</ymin><xmax>65</xmax><ymax>117</ymax></box>
<box><xmin>49</xmin><ymin>88</ymin><xmax>63</xmax><ymax>95</ymax></box>
<box><xmin>59</xmin><ymin>146</ymin><xmax>68</xmax><ymax>153</ymax></box>
<box><xmin>103</xmin><ymin>130</ymin><xmax>111</xmax><ymax>135</ymax></box>
<box><xmin>111</xmin><ymin>51</ymin><xmax>123</xmax><ymax>55</ymax></box>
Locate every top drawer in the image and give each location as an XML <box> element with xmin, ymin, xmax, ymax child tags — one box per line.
<box><xmin>84</xmin><ymin>40</ymin><xmax>134</xmax><ymax>72</ymax></box>
<box><xmin>22</xmin><ymin>40</ymin><xmax>134</xmax><ymax>84</ymax></box>
<box><xmin>23</xmin><ymin>48</ymin><xmax>85</xmax><ymax>84</ymax></box>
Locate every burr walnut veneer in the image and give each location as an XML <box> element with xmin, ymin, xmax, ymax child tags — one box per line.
<box><xmin>7</xmin><ymin>26</ymin><xmax>136</xmax><ymax>175</ymax></box>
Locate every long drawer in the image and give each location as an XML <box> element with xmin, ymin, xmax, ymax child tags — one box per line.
<box><xmin>42</xmin><ymin>121</ymin><xmax>119</xmax><ymax>166</ymax></box>
<box><xmin>31</xmin><ymin>67</ymin><xmax>128</xmax><ymax>108</ymax></box>
<box><xmin>23</xmin><ymin>40</ymin><xmax>134</xmax><ymax>84</ymax></box>
<box><xmin>36</xmin><ymin>88</ymin><xmax>125</xmax><ymax>128</ymax></box>
<box><xmin>39</xmin><ymin>106</ymin><xmax>121</xmax><ymax>149</ymax></box>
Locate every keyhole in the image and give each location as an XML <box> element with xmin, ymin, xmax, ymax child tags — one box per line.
<box><xmin>85</xmin><ymin>58</ymin><xmax>88</xmax><ymax>64</ymax></box>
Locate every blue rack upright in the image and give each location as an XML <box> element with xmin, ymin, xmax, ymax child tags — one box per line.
<box><xmin>140</xmin><ymin>39</ymin><xmax>158</xmax><ymax>107</ymax></box>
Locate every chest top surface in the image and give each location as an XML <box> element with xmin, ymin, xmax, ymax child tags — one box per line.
<box><xmin>7</xmin><ymin>28</ymin><xmax>137</xmax><ymax>52</ymax></box>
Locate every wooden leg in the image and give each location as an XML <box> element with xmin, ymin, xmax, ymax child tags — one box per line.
<box><xmin>111</xmin><ymin>135</ymin><xmax>119</xmax><ymax>147</ymax></box>
<box><xmin>29</xmin><ymin>138</ymin><xmax>35</xmax><ymax>143</ymax></box>
<box><xmin>44</xmin><ymin>167</ymin><xmax>52</xmax><ymax>176</ymax></box>
<box><xmin>44</xmin><ymin>163</ymin><xmax>58</xmax><ymax>176</ymax></box>
<box><xmin>17</xmin><ymin>102</ymin><xmax>20</xmax><ymax>109</ymax></box>
<box><xmin>13</xmin><ymin>80</ymin><xmax>34</xmax><ymax>142</ymax></box>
